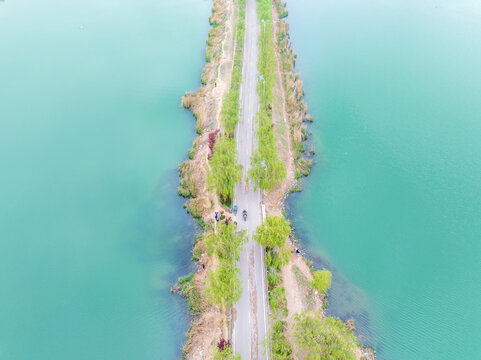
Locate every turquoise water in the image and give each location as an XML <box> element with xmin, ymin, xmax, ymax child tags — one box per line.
<box><xmin>286</xmin><ymin>0</ymin><xmax>481</xmax><ymax>359</ymax></box>
<box><xmin>0</xmin><ymin>0</ymin><xmax>210</xmax><ymax>358</ymax></box>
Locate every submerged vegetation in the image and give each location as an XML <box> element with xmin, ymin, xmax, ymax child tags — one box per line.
<box><xmin>249</xmin><ymin>0</ymin><xmax>286</xmax><ymax>192</ymax></box>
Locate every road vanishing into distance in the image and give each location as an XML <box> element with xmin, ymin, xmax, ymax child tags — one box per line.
<box><xmin>232</xmin><ymin>0</ymin><xmax>269</xmax><ymax>358</ymax></box>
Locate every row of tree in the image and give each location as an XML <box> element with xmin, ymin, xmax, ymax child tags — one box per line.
<box><xmin>208</xmin><ymin>0</ymin><xmax>247</xmax><ymax>205</ymax></box>
<box><xmin>249</xmin><ymin>0</ymin><xmax>286</xmax><ymax>191</ymax></box>
<box><xmin>204</xmin><ymin>221</ymin><xmax>247</xmax><ymax>307</ymax></box>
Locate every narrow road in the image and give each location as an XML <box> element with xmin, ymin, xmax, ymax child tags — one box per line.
<box><xmin>232</xmin><ymin>0</ymin><xmax>269</xmax><ymax>358</ymax></box>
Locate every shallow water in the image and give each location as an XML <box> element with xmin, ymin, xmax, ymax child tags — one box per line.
<box><xmin>0</xmin><ymin>0</ymin><xmax>210</xmax><ymax>358</ymax></box>
<box><xmin>286</xmin><ymin>0</ymin><xmax>481</xmax><ymax>359</ymax></box>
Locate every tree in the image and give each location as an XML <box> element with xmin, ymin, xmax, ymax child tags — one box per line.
<box><xmin>205</xmin><ymin>222</ymin><xmax>247</xmax><ymax>262</ymax></box>
<box><xmin>204</xmin><ymin>222</ymin><xmax>246</xmax><ymax>309</ymax></box>
<box><xmin>311</xmin><ymin>270</ymin><xmax>332</xmax><ymax>294</ymax></box>
<box><xmin>294</xmin><ymin>312</ymin><xmax>357</xmax><ymax>360</ymax></box>
<box><xmin>204</xmin><ymin>261</ymin><xmax>242</xmax><ymax>308</ymax></box>
<box><xmin>254</xmin><ymin>215</ymin><xmax>291</xmax><ymax>249</ymax></box>
<box><xmin>207</xmin><ymin>136</ymin><xmax>242</xmax><ymax>204</ymax></box>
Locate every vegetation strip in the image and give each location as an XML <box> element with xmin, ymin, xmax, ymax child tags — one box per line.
<box><xmin>208</xmin><ymin>0</ymin><xmax>246</xmax><ymax>206</ymax></box>
<box><xmin>249</xmin><ymin>0</ymin><xmax>286</xmax><ymax>192</ymax></box>
<box><xmin>178</xmin><ymin>0</ymin><xmax>247</xmax><ymax>358</ymax></box>
<box><xmin>260</xmin><ymin>1</ymin><xmax>376</xmax><ymax>359</ymax></box>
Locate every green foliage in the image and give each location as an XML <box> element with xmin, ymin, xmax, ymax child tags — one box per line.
<box><xmin>221</xmin><ymin>89</ymin><xmax>240</xmax><ymax>137</ymax></box>
<box><xmin>289</xmin><ymin>184</ymin><xmax>302</xmax><ymax>193</ymax></box>
<box><xmin>205</xmin><ymin>261</ymin><xmax>242</xmax><ymax>308</ymax></box>
<box><xmin>188</xmin><ymin>147</ymin><xmax>195</xmax><ymax>160</ymax></box>
<box><xmin>269</xmin><ymin>285</ymin><xmax>287</xmax><ymax>313</ymax></box>
<box><xmin>294</xmin><ymin>312</ymin><xmax>357</xmax><ymax>360</ymax></box>
<box><xmin>212</xmin><ymin>346</ymin><xmax>241</xmax><ymax>360</ymax></box>
<box><xmin>268</xmin><ymin>269</ymin><xmax>281</xmax><ymax>287</ymax></box>
<box><xmin>204</xmin><ymin>223</ymin><xmax>247</xmax><ymax>308</ymax></box>
<box><xmin>178</xmin><ymin>162</ymin><xmax>198</xmax><ymax>198</ymax></box>
<box><xmin>266</xmin><ymin>248</ymin><xmax>289</xmax><ymax>273</ymax></box>
<box><xmin>296</xmin><ymin>158</ymin><xmax>312</xmax><ymax>176</ymax></box>
<box><xmin>178</xmin><ymin>273</ymin><xmax>202</xmax><ymax>316</ymax></box>
<box><xmin>271</xmin><ymin>320</ymin><xmax>293</xmax><ymax>360</ymax></box>
<box><xmin>220</xmin><ymin>0</ymin><xmax>246</xmax><ymax>137</ymax></box>
<box><xmin>311</xmin><ymin>269</ymin><xmax>332</xmax><ymax>294</ymax></box>
<box><xmin>207</xmin><ymin>136</ymin><xmax>242</xmax><ymax>203</ymax></box>
<box><xmin>254</xmin><ymin>215</ymin><xmax>291</xmax><ymax>250</ymax></box>
<box><xmin>249</xmin><ymin>0</ymin><xmax>286</xmax><ymax>192</ymax></box>
<box><xmin>192</xmin><ymin>246</ymin><xmax>202</xmax><ymax>262</ymax></box>
<box><xmin>205</xmin><ymin>222</ymin><xmax>247</xmax><ymax>262</ymax></box>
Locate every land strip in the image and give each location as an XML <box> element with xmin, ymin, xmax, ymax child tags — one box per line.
<box><xmin>176</xmin><ymin>0</ymin><xmax>377</xmax><ymax>358</ymax></box>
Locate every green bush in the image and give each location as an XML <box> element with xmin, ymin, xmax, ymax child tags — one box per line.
<box><xmin>311</xmin><ymin>269</ymin><xmax>332</xmax><ymax>294</ymax></box>
<box><xmin>178</xmin><ymin>273</ymin><xmax>202</xmax><ymax>316</ymax></box>
<box><xmin>294</xmin><ymin>312</ymin><xmax>357</xmax><ymax>360</ymax></box>
<box><xmin>207</xmin><ymin>136</ymin><xmax>242</xmax><ymax>204</ymax></box>
<box><xmin>271</xmin><ymin>320</ymin><xmax>293</xmax><ymax>360</ymax></box>
<box><xmin>254</xmin><ymin>215</ymin><xmax>291</xmax><ymax>250</ymax></box>
<box><xmin>269</xmin><ymin>285</ymin><xmax>286</xmax><ymax>311</ymax></box>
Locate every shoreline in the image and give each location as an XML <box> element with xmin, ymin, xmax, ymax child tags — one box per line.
<box><xmin>175</xmin><ymin>0</ymin><xmax>376</xmax><ymax>358</ymax></box>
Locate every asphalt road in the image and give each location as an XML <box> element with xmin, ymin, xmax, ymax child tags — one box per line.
<box><xmin>232</xmin><ymin>0</ymin><xmax>269</xmax><ymax>358</ymax></box>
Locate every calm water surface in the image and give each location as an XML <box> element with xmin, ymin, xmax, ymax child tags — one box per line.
<box><xmin>286</xmin><ymin>0</ymin><xmax>481</xmax><ymax>359</ymax></box>
<box><xmin>0</xmin><ymin>0</ymin><xmax>210</xmax><ymax>358</ymax></box>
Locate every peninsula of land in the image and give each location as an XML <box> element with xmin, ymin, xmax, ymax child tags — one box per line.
<box><xmin>175</xmin><ymin>0</ymin><xmax>376</xmax><ymax>359</ymax></box>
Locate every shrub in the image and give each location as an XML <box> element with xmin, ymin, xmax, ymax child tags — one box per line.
<box><xmin>294</xmin><ymin>312</ymin><xmax>357</xmax><ymax>360</ymax></box>
<box><xmin>254</xmin><ymin>215</ymin><xmax>291</xmax><ymax>250</ymax></box>
<box><xmin>178</xmin><ymin>273</ymin><xmax>202</xmax><ymax>315</ymax></box>
<box><xmin>311</xmin><ymin>269</ymin><xmax>332</xmax><ymax>293</ymax></box>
